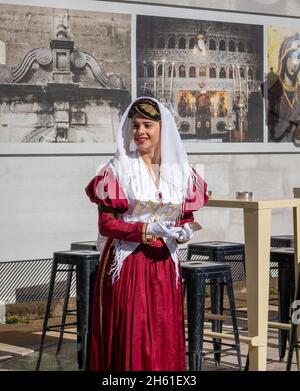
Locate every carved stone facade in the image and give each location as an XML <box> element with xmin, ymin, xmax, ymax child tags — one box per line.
<box><xmin>137</xmin><ymin>16</ymin><xmax>264</xmax><ymax>142</ymax></box>
<box><xmin>0</xmin><ymin>4</ymin><xmax>131</xmax><ymax>143</ymax></box>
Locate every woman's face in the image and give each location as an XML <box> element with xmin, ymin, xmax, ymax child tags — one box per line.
<box><xmin>286</xmin><ymin>51</ymin><xmax>300</xmax><ymax>77</ymax></box>
<box><xmin>131</xmin><ymin>113</ymin><xmax>161</xmax><ymax>153</ymax></box>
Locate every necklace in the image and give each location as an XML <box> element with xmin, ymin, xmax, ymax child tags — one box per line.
<box><xmin>282</xmin><ymin>79</ymin><xmax>296</xmax><ymax>92</ymax></box>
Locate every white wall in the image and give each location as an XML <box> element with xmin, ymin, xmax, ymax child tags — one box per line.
<box><xmin>128</xmin><ymin>0</ymin><xmax>300</xmax><ymax>17</ymax></box>
<box><xmin>1</xmin><ymin>152</ymin><xmax>299</xmax><ymax>260</ymax></box>
<box><xmin>1</xmin><ymin>0</ymin><xmax>300</xmax><ymax>261</ymax></box>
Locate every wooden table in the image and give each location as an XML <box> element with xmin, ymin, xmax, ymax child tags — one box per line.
<box><xmin>206</xmin><ymin>197</ymin><xmax>300</xmax><ymax>371</ymax></box>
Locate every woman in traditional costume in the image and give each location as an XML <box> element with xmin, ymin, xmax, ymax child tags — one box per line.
<box><xmin>85</xmin><ymin>97</ymin><xmax>208</xmax><ymax>371</ymax></box>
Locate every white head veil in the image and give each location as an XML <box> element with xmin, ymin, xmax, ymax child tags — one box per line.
<box><xmin>105</xmin><ymin>96</ymin><xmax>192</xmax><ymax>204</ymax></box>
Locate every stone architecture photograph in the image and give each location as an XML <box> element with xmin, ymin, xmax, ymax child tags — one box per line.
<box><xmin>136</xmin><ymin>15</ymin><xmax>264</xmax><ymax>142</ymax></box>
<box><xmin>0</xmin><ymin>3</ymin><xmax>131</xmax><ymax>143</ymax></box>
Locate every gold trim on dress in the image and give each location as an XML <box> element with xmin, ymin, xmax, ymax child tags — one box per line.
<box><xmin>99</xmin><ymin>243</ymin><xmax>112</xmax><ymax>337</ymax></box>
<box><xmin>142</xmin><ymin>222</ymin><xmax>151</xmax><ymax>244</ymax></box>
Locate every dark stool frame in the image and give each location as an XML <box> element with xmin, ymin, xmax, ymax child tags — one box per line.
<box><xmin>269</xmin><ymin>247</ymin><xmax>295</xmax><ymax>361</ymax></box>
<box><xmin>186</xmin><ymin>241</ymin><xmax>245</xmax><ymax>365</ymax></box>
<box><xmin>182</xmin><ymin>260</ymin><xmax>242</xmax><ymax>371</ymax></box>
<box><xmin>35</xmin><ymin>249</ymin><xmax>100</xmax><ymax>371</ymax></box>
<box><xmin>286</xmin><ymin>272</ymin><xmax>300</xmax><ymax>371</ymax></box>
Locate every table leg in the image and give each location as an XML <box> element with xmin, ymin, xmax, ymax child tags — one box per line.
<box><xmin>293</xmin><ymin>206</ymin><xmax>300</xmax><ymax>370</ymax></box>
<box><xmin>244</xmin><ymin>208</ymin><xmax>271</xmax><ymax>371</ymax></box>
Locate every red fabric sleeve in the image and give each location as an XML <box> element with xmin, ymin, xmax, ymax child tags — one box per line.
<box><xmin>85</xmin><ymin>164</ymin><xmax>144</xmax><ymax>243</ymax></box>
<box><xmin>183</xmin><ymin>167</ymin><xmax>208</xmax><ymax>214</ymax></box>
<box><xmin>176</xmin><ymin>168</ymin><xmax>208</xmax><ymax>227</ymax></box>
<box><xmin>98</xmin><ymin>211</ymin><xmax>144</xmax><ymax>242</ymax></box>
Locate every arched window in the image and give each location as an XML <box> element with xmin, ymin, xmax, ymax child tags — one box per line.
<box><xmin>189</xmin><ymin>66</ymin><xmax>196</xmax><ymax>78</ymax></box>
<box><xmin>247</xmin><ymin>41</ymin><xmax>253</xmax><ymax>53</ymax></box>
<box><xmin>229</xmin><ymin>66</ymin><xmax>233</xmax><ymax>79</ymax></box>
<box><xmin>240</xmin><ymin>67</ymin><xmax>245</xmax><ymax>79</ymax></box>
<box><xmin>238</xmin><ymin>41</ymin><xmax>245</xmax><ymax>52</ymax></box>
<box><xmin>229</xmin><ymin>40</ymin><xmax>235</xmax><ymax>52</ymax></box>
<box><xmin>189</xmin><ymin>37</ymin><xmax>195</xmax><ymax>49</ymax></box>
<box><xmin>157</xmin><ymin>64</ymin><xmax>163</xmax><ymax>76</ymax></box>
<box><xmin>179</xmin><ymin>65</ymin><xmax>186</xmax><ymax>77</ymax></box>
<box><xmin>147</xmin><ymin>63</ymin><xmax>154</xmax><ymax>77</ymax></box>
<box><xmin>168</xmin><ymin>36</ymin><xmax>175</xmax><ymax>49</ymax></box>
<box><xmin>178</xmin><ymin>37</ymin><xmax>186</xmax><ymax>49</ymax></box>
<box><xmin>219</xmin><ymin>66</ymin><xmax>226</xmax><ymax>78</ymax></box>
<box><xmin>157</xmin><ymin>36</ymin><xmax>165</xmax><ymax>49</ymax></box>
<box><xmin>209</xmin><ymin>39</ymin><xmax>216</xmax><ymax>50</ymax></box>
<box><xmin>168</xmin><ymin>64</ymin><xmax>176</xmax><ymax>77</ymax></box>
<box><xmin>248</xmin><ymin>68</ymin><xmax>253</xmax><ymax>80</ymax></box>
<box><xmin>199</xmin><ymin>65</ymin><xmax>206</xmax><ymax>77</ymax></box>
<box><xmin>219</xmin><ymin>39</ymin><xmax>226</xmax><ymax>51</ymax></box>
<box><xmin>209</xmin><ymin>66</ymin><xmax>216</xmax><ymax>78</ymax></box>
<box><xmin>0</xmin><ymin>40</ymin><xmax>6</xmax><ymax>65</ymax></box>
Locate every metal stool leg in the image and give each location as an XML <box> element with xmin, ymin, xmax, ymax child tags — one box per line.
<box><xmin>76</xmin><ymin>261</ymin><xmax>91</xmax><ymax>370</ymax></box>
<box><xmin>56</xmin><ymin>265</ymin><xmax>74</xmax><ymax>355</ymax></box>
<box><xmin>35</xmin><ymin>260</ymin><xmax>58</xmax><ymax>371</ymax></box>
<box><xmin>244</xmin><ymin>352</ymin><xmax>249</xmax><ymax>371</ymax></box>
<box><xmin>286</xmin><ymin>322</ymin><xmax>297</xmax><ymax>371</ymax></box>
<box><xmin>286</xmin><ymin>278</ymin><xmax>300</xmax><ymax>371</ymax></box>
<box><xmin>226</xmin><ymin>271</ymin><xmax>242</xmax><ymax>370</ymax></box>
<box><xmin>210</xmin><ymin>278</ymin><xmax>224</xmax><ymax>365</ymax></box>
<box><xmin>278</xmin><ymin>265</ymin><xmax>292</xmax><ymax>360</ymax></box>
<box><xmin>186</xmin><ymin>273</ymin><xmax>206</xmax><ymax>371</ymax></box>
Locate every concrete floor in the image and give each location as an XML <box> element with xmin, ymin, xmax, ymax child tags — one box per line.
<box><xmin>0</xmin><ymin>315</ymin><xmax>297</xmax><ymax>371</ymax></box>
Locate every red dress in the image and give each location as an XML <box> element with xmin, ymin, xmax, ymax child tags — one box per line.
<box><xmin>85</xmin><ymin>165</ymin><xmax>207</xmax><ymax>371</ymax></box>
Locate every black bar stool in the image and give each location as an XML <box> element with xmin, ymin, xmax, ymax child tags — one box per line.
<box><xmin>286</xmin><ymin>271</ymin><xmax>300</xmax><ymax>371</ymax></box>
<box><xmin>270</xmin><ymin>247</ymin><xmax>295</xmax><ymax>360</ymax></box>
<box><xmin>185</xmin><ymin>241</ymin><xmax>245</xmax><ymax>365</ymax></box>
<box><xmin>35</xmin><ymin>250</ymin><xmax>100</xmax><ymax>371</ymax></box>
<box><xmin>182</xmin><ymin>260</ymin><xmax>242</xmax><ymax>371</ymax></box>
<box><xmin>53</xmin><ymin>241</ymin><xmax>99</xmax><ymax>355</ymax></box>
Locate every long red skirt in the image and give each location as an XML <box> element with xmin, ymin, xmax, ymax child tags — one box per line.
<box><xmin>89</xmin><ymin>238</ymin><xmax>186</xmax><ymax>371</ymax></box>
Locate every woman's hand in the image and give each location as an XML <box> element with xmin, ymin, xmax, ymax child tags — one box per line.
<box><xmin>176</xmin><ymin>223</ymin><xmax>194</xmax><ymax>243</ymax></box>
<box><xmin>146</xmin><ymin>222</ymin><xmax>182</xmax><ymax>240</ymax></box>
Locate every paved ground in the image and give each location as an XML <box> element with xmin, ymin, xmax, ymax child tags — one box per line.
<box><xmin>0</xmin><ymin>312</ymin><xmax>297</xmax><ymax>371</ymax></box>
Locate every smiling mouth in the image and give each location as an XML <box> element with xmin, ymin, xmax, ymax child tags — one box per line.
<box><xmin>135</xmin><ymin>136</ymin><xmax>149</xmax><ymax>142</ymax></box>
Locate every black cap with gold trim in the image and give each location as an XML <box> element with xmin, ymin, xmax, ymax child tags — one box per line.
<box><xmin>128</xmin><ymin>98</ymin><xmax>161</xmax><ymax>121</ymax></box>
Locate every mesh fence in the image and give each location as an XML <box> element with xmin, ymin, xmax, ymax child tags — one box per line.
<box><xmin>0</xmin><ymin>258</ymin><xmax>76</xmax><ymax>304</ymax></box>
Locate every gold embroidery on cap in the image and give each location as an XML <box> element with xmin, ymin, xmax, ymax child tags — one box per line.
<box><xmin>139</xmin><ymin>103</ymin><xmax>159</xmax><ymax>117</ymax></box>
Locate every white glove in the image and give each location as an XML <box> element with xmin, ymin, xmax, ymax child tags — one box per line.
<box><xmin>147</xmin><ymin>222</ymin><xmax>182</xmax><ymax>240</ymax></box>
<box><xmin>176</xmin><ymin>223</ymin><xmax>194</xmax><ymax>243</ymax></box>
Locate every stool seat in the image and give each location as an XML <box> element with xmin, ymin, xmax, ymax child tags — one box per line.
<box><xmin>182</xmin><ymin>260</ymin><xmax>234</xmax><ymax>273</ymax></box>
<box><xmin>182</xmin><ymin>260</ymin><xmax>242</xmax><ymax>371</ymax></box>
<box><xmin>270</xmin><ymin>247</ymin><xmax>295</xmax><ymax>255</ymax></box>
<box><xmin>54</xmin><ymin>249</ymin><xmax>100</xmax><ymax>264</ymax></box>
<box><xmin>271</xmin><ymin>235</ymin><xmax>294</xmax><ymax>248</ymax></box>
<box><xmin>70</xmin><ymin>241</ymin><xmax>98</xmax><ymax>251</ymax></box>
<box><xmin>189</xmin><ymin>241</ymin><xmax>244</xmax><ymax>248</ymax></box>
<box><xmin>36</xmin><ymin>250</ymin><xmax>100</xmax><ymax>371</ymax></box>
<box><xmin>187</xmin><ymin>241</ymin><xmax>245</xmax><ymax>281</ymax></box>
